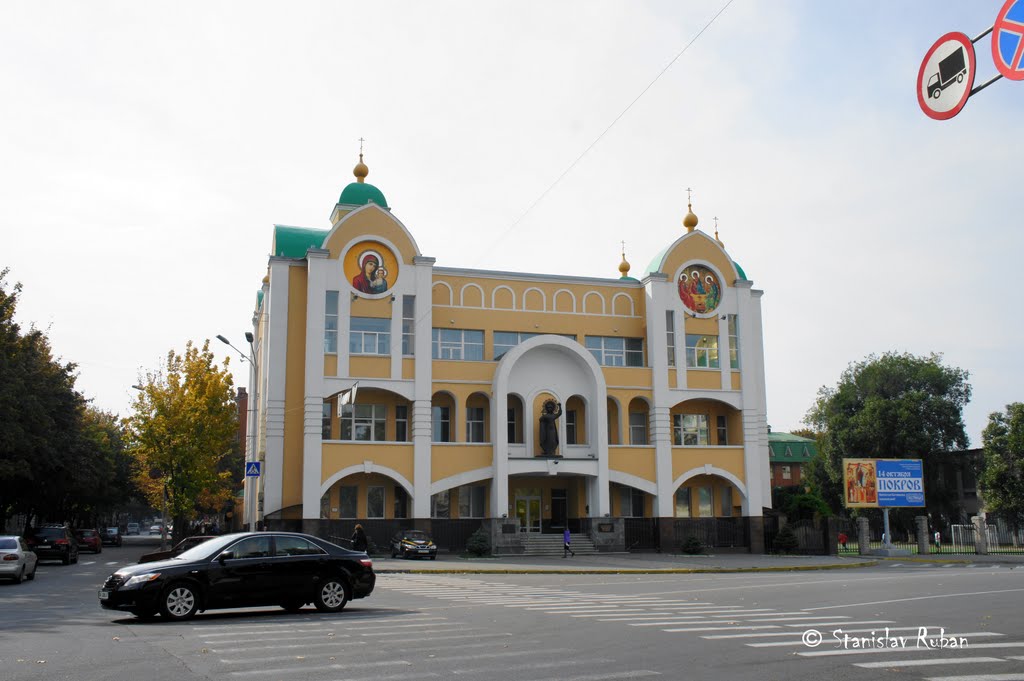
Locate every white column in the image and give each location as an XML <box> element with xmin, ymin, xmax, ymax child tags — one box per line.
<box><xmin>645</xmin><ymin>274</ymin><xmax>676</xmax><ymax>517</ymax></box>
<box><xmin>736</xmin><ymin>282</ymin><xmax>768</xmax><ymax>515</ymax></box>
<box><xmin>262</xmin><ymin>258</ymin><xmax>291</xmax><ymax>518</ymax></box>
<box><xmin>411</xmin><ymin>257</ymin><xmax>435</xmax><ymax>518</ymax></box>
<box><xmin>302</xmin><ymin>250</ymin><xmax>329</xmax><ymax>519</ymax></box>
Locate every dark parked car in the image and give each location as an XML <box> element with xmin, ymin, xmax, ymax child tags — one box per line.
<box><xmin>26</xmin><ymin>525</ymin><xmax>79</xmax><ymax>565</ymax></box>
<box><xmin>99</xmin><ymin>532</ymin><xmax>375</xmax><ymax>620</ymax></box>
<box><xmin>138</xmin><ymin>536</ymin><xmax>215</xmax><ymax>564</ymax></box>
<box><xmin>390</xmin><ymin>529</ymin><xmax>437</xmax><ymax>559</ymax></box>
<box><xmin>102</xmin><ymin>527</ymin><xmax>122</xmax><ymax>547</ymax></box>
<box><xmin>75</xmin><ymin>529</ymin><xmax>103</xmax><ymax>554</ymax></box>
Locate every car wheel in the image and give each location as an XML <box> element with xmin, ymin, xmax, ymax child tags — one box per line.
<box><xmin>13</xmin><ymin>566</ymin><xmax>24</xmax><ymax>584</ymax></box>
<box><xmin>97</xmin><ymin>546</ymin><xmax>102</xmax><ymax>554</ymax></box>
<box><xmin>390</xmin><ymin>547</ymin><xmax>397</xmax><ymax>558</ymax></box>
<box><xmin>314</xmin><ymin>578</ymin><xmax>349</xmax><ymax>613</ymax></box>
<box><xmin>160</xmin><ymin>583</ymin><xmax>200</xmax><ymax>621</ymax></box>
<box><xmin>71</xmin><ymin>552</ymin><xmax>78</xmax><ymax>564</ymax></box>
<box><xmin>27</xmin><ymin>564</ymin><xmax>36</xmax><ymax>580</ymax></box>
<box><xmin>62</xmin><ymin>554</ymin><xmax>70</xmax><ymax>566</ymax></box>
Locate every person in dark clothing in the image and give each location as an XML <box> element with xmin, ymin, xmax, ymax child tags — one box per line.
<box><xmin>563</xmin><ymin>527</ymin><xmax>575</xmax><ymax>558</ymax></box>
<box><xmin>351</xmin><ymin>524</ymin><xmax>368</xmax><ymax>552</ymax></box>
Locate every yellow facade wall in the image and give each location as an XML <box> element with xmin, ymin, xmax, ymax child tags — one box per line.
<box><xmin>672</xmin><ymin>447</ymin><xmax>746</xmax><ymax>485</ymax></box>
<box><xmin>321</xmin><ymin>443</ymin><xmax>415</xmax><ymax>486</ymax></box>
<box><xmin>686</xmin><ymin>370</ymin><xmax>722</xmax><ymax>391</ymax></box>
<box><xmin>731</xmin><ymin>372</ymin><xmax>741</xmax><ymax>390</ymax></box>
<box><xmin>660</xmin><ymin>231</ymin><xmax>739</xmax><ymax>286</ymax></box>
<box><xmin>282</xmin><ymin>266</ymin><xmax>308</xmax><ymax>511</ymax></box>
<box><xmin>431</xmin><ymin>445</ymin><xmax>494</xmax><ymax>482</ymax></box>
<box><xmin>609</xmin><ymin>448</ymin><xmax>657</xmax><ymax>482</ymax></box>
<box><xmin>350</xmin><ymin>356</ymin><xmax>391</xmax><ymax>379</ymax></box>
<box><xmin>324</xmin><ymin>208</ymin><xmax>419</xmax><ymax>266</ymax></box>
<box><xmin>324</xmin><ymin>354</ymin><xmax>337</xmax><ymax>377</ymax></box>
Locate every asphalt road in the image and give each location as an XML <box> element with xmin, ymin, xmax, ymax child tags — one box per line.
<box><xmin>2</xmin><ymin>541</ymin><xmax>1023</xmax><ymax>681</ymax></box>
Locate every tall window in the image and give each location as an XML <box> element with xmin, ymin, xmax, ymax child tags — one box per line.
<box><xmin>720</xmin><ymin>487</ymin><xmax>733</xmax><ymax>517</ymax></box>
<box><xmin>393</xmin><ymin>486</ymin><xmax>409</xmax><ymax>519</ymax></box>
<box><xmin>697</xmin><ymin>487</ymin><xmax>713</xmax><ymax>517</ymax></box>
<box><xmin>432</xmin><ymin>328</ymin><xmax>484</xmax><ymax>360</ymax></box>
<box><xmin>507</xmin><ymin>408</ymin><xmax>520</xmax><ymax>444</ymax></box>
<box><xmin>340</xmin><ymin>404</ymin><xmax>387</xmax><ymax>441</ymax></box>
<box><xmin>620</xmin><ymin>487</ymin><xmax>644</xmax><ymax>517</ymax></box>
<box><xmin>367</xmin><ymin>486</ymin><xmax>384</xmax><ymax>519</ymax></box>
<box><xmin>339</xmin><ymin>486</ymin><xmax>357</xmax><ymax>518</ymax></box>
<box><xmin>685</xmin><ymin>334</ymin><xmax>719</xmax><ymax>368</ymax></box>
<box><xmin>402</xmin><ymin>296</ymin><xmax>415</xmax><ymax>356</ymax></box>
<box><xmin>321</xmin><ymin>403</ymin><xmax>333</xmax><ymax>440</ymax></box>
<box><xmin>782</xmin><ymin>465</ymin><xmax>792</xmax><ymax>480</ymax></box>
<box><xmin>466</xmin><ymin>407</ymin><xmax>485</xmax><ymax>443</ymax></box>
<box><xmin>728</xmin><ymin>315</ymin><xmax>739</xmax><ymax>369</ymax></box>
<box><xmin>665</xmin><ymin>310</ymin><xmax>676</xmax><ymax>367</ymax></box>
<box><xmin>673</xmin><ymin>414</ymin><xmax>710</xmax><ymax>446</ymax></box>
<box><xmin>674</xmin><ymin>487</ymin><xmax>691</xmax><ymax>518</ymax></box>
<box><xmin>432</xmin><ymin>406</ymin><xmax>451</xmax><ymax>442</ymax></box>
<box><xmin>350</xmin><ymin>317</ymin><xmax>390</xmax><ymax>355</ymax></box>
<box><xmin>395</xmin><ymin>405</ymin><xmax>409</xmax><ymax>442</ymax></box>
<box><xmin>585</xmin><ymin>336</ymin><xmax>644</xmax><ymax>367</ymax></box>
<box><xmin>324</xmin><ymin>290</ymin><xmax>339</xmax><ymax>353</ymax></box>
<box><xmin>629</xmin><ymin>412</ymin><xmax>648</xmax><ymax>445</ymax></box>
<box><xmin>716</xmin><ymin>415</ymin><xmax>728</xmax><ymax>445</ymax></box>
<box><xmin>565</xmin><ymin>410</ymin><xmax>578</xmax><ymax>445</ymax></box>
<box><xmin>458</xmin><ymin>485</ymin><xmax>486</xmax><ymax>518</ymax></box>
<box><xmin>431</xmin><ymin>490</ymin><xmax>450</xmax><ymax>518</ymax></box>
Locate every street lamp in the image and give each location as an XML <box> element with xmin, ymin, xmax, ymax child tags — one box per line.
<box><xmin>218</xmin><ymin>333</ymin><xmax>259</xmax><ymax>532</ymax></box>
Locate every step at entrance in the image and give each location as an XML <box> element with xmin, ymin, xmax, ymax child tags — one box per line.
<box><xmin>522</xmin><ymin>533</ymin><xmax>600</xmax><ymax>556</ymax></box>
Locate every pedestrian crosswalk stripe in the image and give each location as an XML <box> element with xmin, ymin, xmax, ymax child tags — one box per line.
<box><xmin>854</xmin><ymin>657</ymin><xmax>1006</xmax><ymax>668</ymax></box>
<box><xmin>800</xmin><ymin>639</ymin><xmax>1024</xmax><ymax>657</ymax></box>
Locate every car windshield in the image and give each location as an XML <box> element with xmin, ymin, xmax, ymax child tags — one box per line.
<box><xmin>403</xmin><ymin>531</ymin><xmax>430</xmax><ymax>541</ymax></box>
<box><xmin>0</xmin><ymin>538</ymin><xmax>17</xmax><ymax>549</ymax></box>
<box><xmin>106</xmin><ymin>528</ymin><xmax>118</xmax><ymax>533</ymax></box>
<box><xmin>172</xmin><ymin>534</ymin><xmax>244</xmax><ymax>562</ymax></box>
<box><xmin>31</xmin><ymin>528</ymin><xmax>64</xmax><ymax>539</ymax></box>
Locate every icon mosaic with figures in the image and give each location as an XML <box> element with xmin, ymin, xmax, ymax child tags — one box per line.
<box><xmin>677</xmin><ymin>264</ymin><xmax>721</xmax><ymax>314</ymax></box>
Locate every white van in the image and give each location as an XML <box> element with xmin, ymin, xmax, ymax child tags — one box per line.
<box><xmin>126</xmin><ymin>523</ymin><xmax>140</xmax><ymax>535</ymax></box>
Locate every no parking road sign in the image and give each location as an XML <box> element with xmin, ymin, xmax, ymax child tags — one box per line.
<box><xmin>918</xmin><ymin>32</ymin><xmax>976</xmax><ymax>120</ymax></box>
<box><xmin>992</xmin><ymin>0</ymin><xmax>1024</xmax><ymax>80</ymax></box>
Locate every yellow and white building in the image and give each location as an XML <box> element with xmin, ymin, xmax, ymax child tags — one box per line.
<box><xmin>244</xmin><ymin>155</ymin><xmax>769</xmax><ymax>551</ymax></box>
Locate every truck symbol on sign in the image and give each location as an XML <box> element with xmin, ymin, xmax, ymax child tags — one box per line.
<box><xmin>928</xmin><ymin>47</ymin><xmax>967</xmax><ymax>99</ymax></box>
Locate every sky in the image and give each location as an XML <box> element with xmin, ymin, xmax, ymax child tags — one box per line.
<box><xmin>2</xmin><ymin>1</ymin><xmax>1021</xmax><ymax>447</ymax></box>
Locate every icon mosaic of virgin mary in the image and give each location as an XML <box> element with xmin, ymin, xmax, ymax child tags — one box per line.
<box><xmin>351</xmin><ymin>250</ymin><xmax>390</xmax><ymax>294</ymax></box>
<box><xmin>678</xmin><ymin>264</ymin><xmax>721</xmax><ymax>314</ymax></box>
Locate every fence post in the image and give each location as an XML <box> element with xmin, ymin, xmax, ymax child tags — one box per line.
<box><xmin>857</xmin><ymin>516</ymin><xmax>870</xmax><ymax>555</ymax></box>
<box><xmin>915</xmin><ymin>516</ymin><xmax>930</xmax><ymax>556</ymax></box>
<box><xmin>749</xmin><ymin>516</ymin><xmax>765</xmax><ymax>554</ymax></box>
<box><xmin>826</xmin><ymin>517</ymin><xmax>839</xmax><ymax>556</ymax></box>
<box><xmin>658</xmin><ymin>518</ymin><xmax>676</xmax><ymax>554</ymax></box>
<box><xmin>972</xmin><ymin>515</ymin><xmax>989</xmax><ymax>555</ymax></box>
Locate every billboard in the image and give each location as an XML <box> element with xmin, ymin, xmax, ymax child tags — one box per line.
<box><xmin>843</xmin><ymin>458</ymin><xmax>925</xmax><ymax>508</ymax></box>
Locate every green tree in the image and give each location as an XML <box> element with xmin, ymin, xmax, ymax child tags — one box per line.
<box><xmin>126</xmin><ymin>340</ymin><xmax>239</xmax><ymax>544</ymax></box>
<box><xmin>979</xmin><ymin>403</ymin><xmax>1024</xmax><ymax>527</ymax></box>
<box><xmin>805</xmin><ymin>352</ymin><xmax>971</xmax><ymax>521</ymax></box>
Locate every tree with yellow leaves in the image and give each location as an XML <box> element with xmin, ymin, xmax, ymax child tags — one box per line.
<box><xmin>126</xmin><ymin>340</ymin><xmax>239</xmax><ymax>545</ymax></box>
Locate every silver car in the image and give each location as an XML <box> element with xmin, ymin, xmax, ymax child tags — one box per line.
<box><xmin>0</xmin><ymin>536</ymin><xmax>38</xmax><ymax>583</ymax></box>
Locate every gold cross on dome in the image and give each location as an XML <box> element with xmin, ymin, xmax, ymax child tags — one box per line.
<box><xmin>358</xmin><ymin>137</ymin><xmax>366</xmax><ymax>154</ymax></box>
<box><xmin>686</xmin><ymin>187</ymin><xmax>693</xmax><ymax>204</ymax></box>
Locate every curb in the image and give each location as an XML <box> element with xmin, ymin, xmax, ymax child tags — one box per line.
<box><xmin>375</xmin><ymin>560</ymin><xmax>878</xmax><ymax>575</ymax></box>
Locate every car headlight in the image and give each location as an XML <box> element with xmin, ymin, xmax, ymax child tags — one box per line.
<box><xmin>401</xmin><ymin>541</ymin><xmax>416</xmax><ymax>547</ymax></box>
<box><xmin>123</xmin><ymin>573</ymin><xmax>161</xmax><ymax>589</ymax></box>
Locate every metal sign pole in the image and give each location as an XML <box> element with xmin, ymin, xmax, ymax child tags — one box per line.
<box><xmin>882</xmin><ymin>507</ymin><xmax>892</xmax><ymax>549</ymax></box>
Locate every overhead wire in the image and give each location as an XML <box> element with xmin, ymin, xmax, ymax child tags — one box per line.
<box><xmin>472</xmin><ymin>0</ymin><xmax>737</xmax><ymax>266</ymax></box>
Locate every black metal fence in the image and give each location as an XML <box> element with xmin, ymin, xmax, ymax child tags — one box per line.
<box><xmin>673</xmin><ymin>517</ymin><xmax>749</xmax><ymax>550</ymax></box>
<box><xmin>763</xmin><ymin>515</ymin><xmax>828</xmax><ymax>555</ymax></box>
<box><xmin>624</xmin><ymin>518</ymin><xmax>660</xmax><ymax>551</ymax></box>
<box><xmin>263</xmin><ymin>518</ymin><xmax>486</xmax><ymax>555</ymax></box>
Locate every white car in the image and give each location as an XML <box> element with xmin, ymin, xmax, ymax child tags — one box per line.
<box><xmin>149</xmin><ymin>525</ymin><xmax>164</xmax><ymax>535</ymax></box>
<box><xmin>0</xmin><ymin>535</ymin><xmax>38</xmax><ymax>583</ymax></box>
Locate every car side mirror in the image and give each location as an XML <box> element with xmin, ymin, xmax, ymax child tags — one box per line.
<box><xmin>218</xmin><ymin>551</ymin><xmax>234</xmax><ymax>564</ymax></box>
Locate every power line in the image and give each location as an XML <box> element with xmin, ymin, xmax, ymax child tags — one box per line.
<box><xmin>473</xmin><ymin>0</ymin><xmax>736</xmax><ymax>265</ymax></box>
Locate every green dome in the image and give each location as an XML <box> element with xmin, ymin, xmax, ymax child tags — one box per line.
<box><xmin>733</xmin><ymin>260</ymin><xmax>748</xmax><ymax>280</ymax></box>
<box><xmin>338</xmin><ymin>182</ymin><xmax>388</xmax><ymax>209</ymax></box>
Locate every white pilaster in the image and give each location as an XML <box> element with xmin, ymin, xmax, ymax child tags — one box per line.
<box><xmin>412</xmin><ymin>256</ymin><xmax>435</xmax><ymax>518</ymax></box>
<box><xmin>302</xmin><ymin>250</ymin><xmax>329</xmax><ymax>519</ymax></box>
<box><xmin>263</xmin><ymin>258</ymin><xmax>291</xmax><ymax>517</ymax></box>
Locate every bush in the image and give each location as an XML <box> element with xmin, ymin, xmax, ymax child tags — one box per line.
<box><xmin>681</xmin><ymin>536</ymin><xmax>704</xmax><ymax>555</ymax></box>
<box><xmin>465</xmin><ymin>527</ymin><xmax>491</xmax><ymax>557</ymax></box>
<box><xmin>774</xmin><ymin>524</ymin><xmax>800</xmax><ymax>554</ymax></box>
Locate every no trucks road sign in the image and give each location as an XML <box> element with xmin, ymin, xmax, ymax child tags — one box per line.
<box><xmin>918</xmin><ymin>32</ymin><xmax>976</xmax><ymax>120</ymax></box>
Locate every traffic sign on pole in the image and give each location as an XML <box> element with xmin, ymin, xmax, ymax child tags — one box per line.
<box><xmin>245</xmin><ymin>461</ymin><xmax>261</xmax><ymax>477</ymax></box>
<box><xmin>918</xmin><ymin>32</ymin><xmax>976</xmax><ymax>120</ymax></box>
<box><xmin>992</xmin><ymin>0</ymin><xmax>1024</xmax><ymax>80</ymax></box>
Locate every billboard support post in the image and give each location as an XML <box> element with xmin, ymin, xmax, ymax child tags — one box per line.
<box><xmin>882</xmin><ymin>508</ymin><xmax>892</xmax><ymax>549</ymax></box>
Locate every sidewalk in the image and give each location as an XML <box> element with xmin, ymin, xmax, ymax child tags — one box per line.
<box><xmin>373</xmin><ymin>550</ymin><xmax>1024</xmax><ymax>574</ymax></box>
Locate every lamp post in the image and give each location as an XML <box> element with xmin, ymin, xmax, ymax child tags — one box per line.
<box><xmin>217</xmin><ymin>333</ymin><xmax>258</xmax><ymax>532</ymax></box>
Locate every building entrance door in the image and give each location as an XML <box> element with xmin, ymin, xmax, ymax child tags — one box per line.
<box><xmin>515</xmin><ymin>495</ymin><xmax>542</xmax><ymax>533</ymax></box>
<box><xmin>550</xmin><ymin>488</ymin><xmax>567</xmax><ymax>531</ymax></box>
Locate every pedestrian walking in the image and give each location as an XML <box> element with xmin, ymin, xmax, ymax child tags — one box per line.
<box><xmin>934</xmin><ymin>530</ymin><xmax>941</xmax><ymax>553</ymax></box>
<box><xmin>563</xmin><ymin>527</ymin><xmax>575</xmax><ymax>558</ymax></box>
<box><xmin>351</xmin><ymin>524</ymin><xmax>368</xmax><ymax>552</ymax></box>
<box><xmin>838</xmin><ymin>531</ymin><xmax>848</xmax><ymax>551</ymax></box>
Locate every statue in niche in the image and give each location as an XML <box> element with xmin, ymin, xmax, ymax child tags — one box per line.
<box><xmin>538</xmin><ymin>399</ymin><xmax>562</xmax><ymax>457</ymax></box>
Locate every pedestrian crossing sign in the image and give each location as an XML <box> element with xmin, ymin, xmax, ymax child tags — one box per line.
<box><xmin>245</xmin><ymin>462</ymin><xmax>261</xmax><ymax>477</ymax></box>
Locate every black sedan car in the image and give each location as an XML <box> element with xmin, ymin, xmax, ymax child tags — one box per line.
<box><xmin>389</xmin><ymin>529</ymin><xmax>438</xmax><ymax>559</ymax></box>
<box><xmin>138</xmin><ymin>535</ymin><xmax>215</xmax><ymax>563</ymax></box>
<box><xmin>99</xmin><ymin>532</ymin><xmax>375</xmax><ymax>620</ymax></box>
